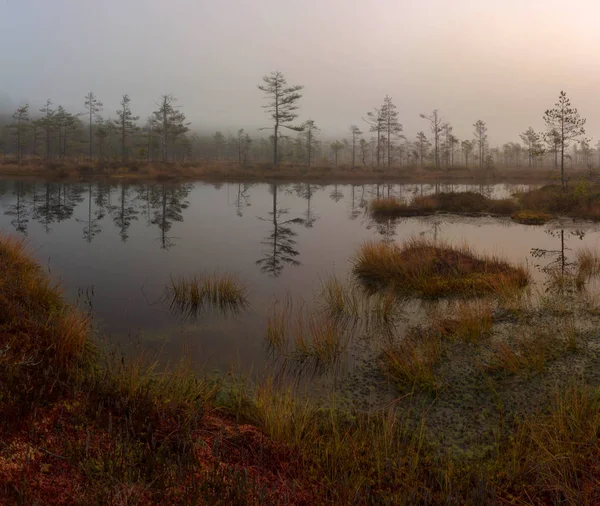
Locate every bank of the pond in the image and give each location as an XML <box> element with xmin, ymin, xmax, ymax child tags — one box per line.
<box><xmin>5</xmin><ymin>234</ymin><xmax>600</xmax><ymax>504</ymax></box>
<box><xmin>0</xmin><ymin>159</ymin><xmax>585</xmax><ymax>185</ymax></box>
<box><xmin>369</xmin><ymin>183</ymin><xmax>600</xmax><ymax>223</ymax></box>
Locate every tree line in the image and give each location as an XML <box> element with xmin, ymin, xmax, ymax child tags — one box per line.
<box><xmin>0</xmin><ymin>73</ymin><xmax>589</xmax><ymax>182</ymax></box>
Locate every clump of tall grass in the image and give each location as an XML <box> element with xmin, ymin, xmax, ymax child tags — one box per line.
<box><xmin>264</xmin><ymin>296</ymin><xmax>352</xmax><ymax>366</ymax></box>
<box><xmin>575</xmin><ymin>247</ymin><xmax>600</xmax><ymax>285</ymax></box>
<box><xmin>488</xmin><ymin>327</ymin><xmax>559</xmax><ymax>375</ymax></box>
<box><xmin>435</xmin><ymin>298</ymin><xmax>494</xmax><ymax>343</ymax></box>
<box><xmin>353</xmin><ymin>238</ymin><xmax>529</xmax><ymax>298</ymax></box>
<box><xmin>317</xmin><ymin>274</ymin><xmax>404</xmax><ymax>332</ymax></box>
<box><xmin>166</xmin><ymin>272</ymin><xmax>248</xmax><ymax>319</ymax></box>
<box><xmin>500</xmin><ymin>384</ymin><xmax>600</xmax><ymax>505</ymax></box>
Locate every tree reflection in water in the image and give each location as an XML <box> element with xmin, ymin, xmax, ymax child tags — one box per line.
<box><xmin>257</xmin><ymin>184</ymin><xmax>304</xmax><ymax>277</ymax></box>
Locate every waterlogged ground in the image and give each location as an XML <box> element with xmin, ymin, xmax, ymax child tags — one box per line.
<box><xmin>3</xmin><ymin>179</ymin><xmax>600</xmax><ymax>452</ymax></box>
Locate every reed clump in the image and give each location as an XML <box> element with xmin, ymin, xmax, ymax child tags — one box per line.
<box><xmin>576</xmin><ymin>247</ymin><xmax>600</xmax><ymax>284</ymax></box>
<box><xmin>265</xmin><ymin>296</ymin><xmax>351</xmax><ymax>366</ymax></box>
<box><xmin>317</xmin><ymin>274</ymin><xmax>404</xmax><ymax>331</ymax></box>
<box><xmin>488</xmin><ymin>327</ymin><xmax>559</xmax><ymax>375</ymax></box>
<box><xmin>166</xmin><ymin>272</ymin><xmax>248</xmax><ymax>318</ymax></box>
<box><xmin>380</xmin><ymin>328</ymin><xmax>444</xmax><ymax>392</ymax></box>
<box><xmin>353</xmin><ymin>238</ymin><xmax>529</xmax><ymax>298</ymax></box>
<box><xmin>435</xmin><ymin>298</ymin><xmax>494</xmax><ymax>342</ymax></box>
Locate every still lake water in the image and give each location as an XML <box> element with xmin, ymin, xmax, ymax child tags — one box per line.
<box><xmin>1</xmin><ymin>179</ymin><xmax>599</xmax><ymax>384</ymax></box>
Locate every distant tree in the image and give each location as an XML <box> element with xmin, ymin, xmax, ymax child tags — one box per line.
<box><xmin>420</xmin><ymin>110</ymin><xmax>445</xmax><ymax>168</ymax></box>
<box><xmin>330</xmin><ymin>140</ymin><xmax>344</xmax><ymax>166</ymax></box>
<box><xmin>364</xmin><ymin>108</ymin><xmax>384</xmax><ymax>166</ymax></box>
<box><xmin>441</xmin><ymin>124</ymin><xmax>455</xmax><ymax>167</ymax></box>
<box><xmin>95</xmin><ymin>118</ymin><xmax>109</xmax><ymax>160</ymax></box>
<box><xmin>473</xmin><ymin>120</ymin><xmax>488</xmax><ymax>168</ymax></box>
<box><xmin>448</xmin><ymin>133</ymin><xmax>459</xmax><ymax>167</ymax></box>
<box><xmin>236</xmin><ymin>129</ymin><xmax>252</xmax><ymax>166</ymax></box>
<box><xmin>257</xmin><ymin>71</ymin><xmax>304</xmax><ymax>165</ymax></box>
<box><xmin>415</xmin><ymin>131</ymin><xmax>430</xmax><ymax>167</ymax></box>
<box><xmin>300</xmin><ymin>120</ymin><xmax>319</xmax><ymax>166</ymax></box>
<box><xmin>213</xmin><ymin>131</ymin><xmax>225</xmax><ymax>159</ymax></box>
<box><xmin>349</xmin><ymin>125</ymin><xmax>362</xmax><ymax>168</ymax></box>
<box><xmin>115</xmin><ymin>94</ymin><xmax>139</xmax><ymax>162</ymax></box>
<box><xmin>359</xmin><ymin>138</ymin><xmax>369</xmax><ymax>166</ymax></box>
<box><xmin>54</xmin><ymin>106</ymin><xmax>77</xmax><ymax>159</ymax></box>
<box><xmin>11</xmin><ymin>104</ymin><xmax>30</xmax><ymax>163</ymax></box>
<box><xmin>519</xmin><ymin>127</ymin><xmax>542</xmax><ymax>168</ymax></box>
<box><xmin>380</xmin><ymin>96</ymin><xmax>402</xmax><ymax>167</ymax></box>
<box><xmin>543</xmin><ymin>91</ymin><xmax>586</xmax><ymax>190</ymax></box>
<box><xmin>580</xmin><ymin>138</ymin><xmax>593</xmax><ymax>169</ymax></box>
<box><xmin>461</xmin><ymin>140</ymin><xmax>474</xmax><ymax>167</ymax></box>
<box><xmin>152</xmin><ymin>95</ymin><xmax>189</xmax><ymax>162</ymax></box>
<box><xmin>84</xmin><ymin>92</ymin><xmax>103</xmax><ymax>161</ymax></box>
<box><xmin>39</xmin><ymin>100</ymin><xmax>55</xmax><ymax>160</ymax></box>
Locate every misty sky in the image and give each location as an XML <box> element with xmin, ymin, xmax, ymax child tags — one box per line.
<box><xmin>1</xmin><ymin>0</ymin><xmax>599</xmax><ymax>145</ymax></box>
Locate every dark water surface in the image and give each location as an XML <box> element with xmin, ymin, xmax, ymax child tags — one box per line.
<box><xmin>1</xmin><ymin>179</ymin><xmax>598</xmax><ymax>382</ymax></box>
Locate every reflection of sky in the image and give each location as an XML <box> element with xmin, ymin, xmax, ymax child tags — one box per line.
<box><xmin>1</xmin><ymin>180</ymin><xmax>600</xmax><ymax>375</ymax></box>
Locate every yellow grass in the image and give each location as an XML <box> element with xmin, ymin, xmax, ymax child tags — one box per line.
<box><xmin>166</xmin><ymin>272</ymin><xmax>248</xmax><ymax>318</ymax></box>
<box><xmin>380</xmin><ymin>329</ymin><xmax>444</xmax><ymax>392</ymax></box>
<box><xmin>353</xmin><ymin>238</ymin><xmax>530</xmax><ymax>298</ymax></box>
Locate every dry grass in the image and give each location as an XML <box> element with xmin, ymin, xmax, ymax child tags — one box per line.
<box><xmin>166</xmin><ymin>272</ymin><xmax>248</xmax><ymax>319</ymax></box>
<box><xmin>435</xmin><ymin>298</ymin><xmax>494</xmax><ymax>343</ymax></box>
<box><xmin>488</xmin><ymin>327</ymin><xmax>560</xmax><ymax>375</ymax></box>
<box><xmin>368</xmin><ymin>191</ymin><xmax>519</xmax><ymax>220</ymax></box>
<box><xmin>353</xmin><ymin>238</ymin><xmax>530</xmax><ymax>298</ymax></box>
<box><xmin>317</xmin><ymin>274</ymin><xmax>404</xmax><ymax>331</ymax></box>
<box><xmin>380</xmin><ymin>328</ymin><xmax>444</xmax><ymax>392</ymax></box>
<box><xmin>511</xmin><ymin>209</ymin><xmax>553</xmax><ymax>225</ymax></box>
<box><xmin>0</xmin><ymin>236</ymin><xmax>91</xmax><ymax>396</ymax></box>
<box><xmin>576</xmin><ymin>247</ymin><xmax>600</xmax><ymax>285</ymax></box>
<box><xmin>501</xmin><ymin>385</ymin><xmax>600</xmax><ymax>505</ymax></box>
<box><xmin>2</xmin><ymin>157</ymin><xmax>585</xmax><ymax>184</ymax></box>
<box><xmin>265</xmin><ymin>296</ymin><xmax>351</xmax><ymax>366</ymax></box>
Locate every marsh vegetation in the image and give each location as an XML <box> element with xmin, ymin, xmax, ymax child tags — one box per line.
<box><xmin>4</xmin><ymin>179</ymin><xmax>600</xmax><ymax>503</ymax></box>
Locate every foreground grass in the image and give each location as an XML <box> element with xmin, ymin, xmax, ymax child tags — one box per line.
<box><xmin>353</xmin><ymin>238</ymin><xmax>529</xmax><ymax>298</ymax></box>
<box><xmin>0</xmin><ymin>237</ymin><xmax>310</xmax><ymax>505</ymax></box>
<box><xmin>5</xmin><ymin>235</ymin><xmax>600</xmax><ymax>504</ymax></box>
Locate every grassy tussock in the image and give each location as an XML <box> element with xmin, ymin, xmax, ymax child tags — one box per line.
<box><xmin>0</xmin><ymin>236</ymin><xmax>91</xmax><ymax>397</ymax></box>
<box><xmin>511</xmin><ymin>209</ymin><xmax>553</xmax><ymax>225</ymax></box>
<box><xmin>369</xmin><ymin>191</ymin><xmax>518</xmax><ymax>219</ymax></box>
<box><xmin>519</xmin><ymin>183</ymin><xmax>600</xmax><ymax>221</ymax></box>
<box><xmin>166</xmin><ymin>272</ymin><xmax>248</xmax><ymax>318</ymax></box>
<box><xmin>353</xmin><ymin>238</ymin><xmax>529</xmax><ymax>298</ymax></box>
<box><xmin>369</xmin><ymin>184</ymin><xmax>600</xmax><ymax>223</ymax></box>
